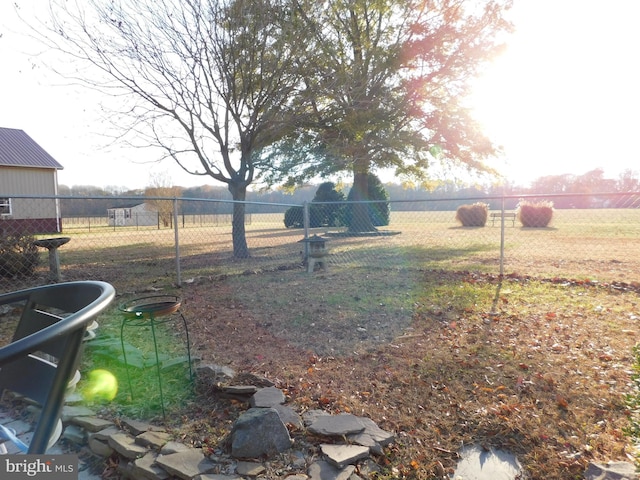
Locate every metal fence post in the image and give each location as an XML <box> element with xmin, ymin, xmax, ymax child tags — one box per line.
<box><xmin>499</xmin><ymin>194</ymin><xmax>506</xmax><ymax>276</ymax></box>
<box><xmin>173</xmin><ymin>198</ymin><xmax>181</xmax><ymax>287</ymax></box>
<box><xmin>303</xmin><ymin>201</ymin><xmax>310</xmax><ymax>263</ymax></box>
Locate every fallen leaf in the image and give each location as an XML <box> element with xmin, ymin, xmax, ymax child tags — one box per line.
<box><xmin>556</xmin><ymin>395</ymin><xmax>569</xmax><ymax>409</ymax></box>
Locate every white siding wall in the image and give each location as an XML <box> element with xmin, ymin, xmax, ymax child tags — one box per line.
<box><xmin>0</xmin><ymin>167</ymin><xmax>59</xmax><ymax>218</ymax></box>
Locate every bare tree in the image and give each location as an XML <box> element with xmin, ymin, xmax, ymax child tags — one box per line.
<box><xmin>38</xmin><ymin>0</ymin><xmax>306</xmax><ymax>257</ymax></box>
<box><xmin>145</xmin><ymin>172</ymin><xmax>182</xmax><ymax>227</ymax></box>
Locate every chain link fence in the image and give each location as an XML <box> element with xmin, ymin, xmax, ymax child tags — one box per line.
<box><xmin>1</xmin><ymin>192</ymin><xmax>639</xmax><ymax>294</ymax></box>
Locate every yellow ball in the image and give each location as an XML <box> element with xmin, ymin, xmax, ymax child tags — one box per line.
<box><xmin>82</xmin><ymin>369</ymin><xmax>118</xmax><ymax>402</ymax></box>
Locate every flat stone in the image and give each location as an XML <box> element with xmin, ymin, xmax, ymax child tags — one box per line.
<box><xmin>231</xmin><ymin>408</ymin><xmax>292</xmax><ymax>458</ymax></box>
<box><xmin>133</xmin><ymin>452</ymin><xmax>171</xmax><ymax>480</ymax></box>
<box><xmin>155</xmin><ymin>448</ymin><xmax>217</xmax><ymax>480</ymax></box>
<box><xmin>308</xmin><ymin>460</ymin><xmax>356</xmax><ymax>480</ymax></box>
<box><xmin>108</xmin><ymin>432</ymin><xmax>148</xmax><ymax>459</ymax></box>
<box><xmin>308</xmin><ymin>414</ymin><xmax>365</xmax><ymax>436</ymax></box>
<box><xmin>62</xmin><ymin>424</ymin><xmax>86</xmax><ymax>445</ymax></box>
<box><xmin>160</xmin><ymin>441</ymin><xmax>192</xmax><ymax>454</ymax></box>
<box><xmin>320</xmin><ymin>444</ymin><xmax>370</xmax><ymax>469</ymax></box>
<box><xmin>453</xmin><ymin>445</ymin><xmax>522</xmax><ymax>480</ymax></box>
<box><xmin>250</xmin><ymin>387</ymin><xmax>286</xmax><ymax>407</ymax></box>
<box><xmin>122</xmin><ymin>418</ymin><xmax>159</xmax><ymax>435</ymax></box>
<box><xmin>236</xmin><ymin>461</ymin><xmax>265</xmax><ymax>476</ymax></box>
<box><xmin>71</xmin><ymin>416</ymin><xmax>114</xmax><ymax>432</ymax></box>
<box><xmin>3</xmin><ymin>419</ymin><xmax>31</xmax><ymax>435</ymax></box>
<box><xmin>88</xmin><ymin>437</ymin><xmax>114</xmax><ymax>457</ymax></box>
<box><xmin>136</xmin><ymin>430</ymin><xmax>172</xmax><ymax>449</ymax></box>
<box><xmin>303</xmin><ymin>409</ymin><xmax>330</xmax><ymax>427</ymax></box>
<box><xmin>223</xmin><ymin>385</ymin><xmax>258</xmax><ymax>395</ymax></box>
<box><xmin>89</xmin><ymin>426</ymin><xmax>120</xmax><ymax>442</ymax></box>
<box><xmin>272</xmin><ymin>404</ymin><xmax>304</xmax><ymax>429</ymax></box>
<box><xmin>584</xmin><ymin>461</ymin><xmax>638</xmax><ymax>480</ymax></box>
<box><xmin>346</xmin><ymin>417</ymin><xmax>395</xmax><ymax>454</ymax></box>
<box><xmin>61</xmin><ymin>405</ymin><xmax>96</xmax><ymax>422</ymax></box>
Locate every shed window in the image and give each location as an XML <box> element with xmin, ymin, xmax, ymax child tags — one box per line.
<box><xmin>0</xmin><ymin>198</ymin><xmax>11</xmax><ymax>216</ymax></box>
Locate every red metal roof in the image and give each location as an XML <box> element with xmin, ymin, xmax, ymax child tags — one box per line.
<box><xmin>0</xmin><ymin>127</ymin><xmax>64</xmax><ymax>170</ymax></box>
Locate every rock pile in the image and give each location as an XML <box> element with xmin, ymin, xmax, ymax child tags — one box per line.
<box><xmin>63</xmin><ymin>363</ymin><xmax>396</xmax><ymax>479</ymax></box>
<box><xmin>5</xmin><ymin>361</ymin><xmax>637</xmax><ymax>479</ymax></box>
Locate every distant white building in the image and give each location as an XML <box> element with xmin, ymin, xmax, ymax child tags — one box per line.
<box><xmin>107</xmin><ymin>203</ymin><xmax>158</xmax><ymax>227</ymax></box>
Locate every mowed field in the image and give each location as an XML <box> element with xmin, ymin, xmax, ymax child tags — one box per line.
<box><xmin>46</xmin><ymin>208</ymin><xmax>640</xmax><ymax>288</ymax></box>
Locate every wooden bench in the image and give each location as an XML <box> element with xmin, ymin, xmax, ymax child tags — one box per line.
<box><xmin>490</xmin><ymin>212</ymin><xmax>516</xmax><ymax>226</ymax></box>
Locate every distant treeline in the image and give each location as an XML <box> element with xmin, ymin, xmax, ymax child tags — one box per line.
<box><xmin>58</xmin><ymin>168</ymin><xmax>639</xmax><ymax>217</ymax></box>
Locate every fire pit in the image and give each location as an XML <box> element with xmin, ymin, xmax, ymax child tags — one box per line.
<box><xmin>33</xmin><ymin>237</ymin><xmax>71</xmax><ymax>282</ymax></box>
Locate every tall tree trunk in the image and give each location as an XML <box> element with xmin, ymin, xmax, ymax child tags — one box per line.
<box><xmin>228</xmin><ymin>182</ymin><xmax>250</xmax><ymax>258</ymax></box>
<box><xmin>348</xmin><ymin>160</ymin><xmax>376</xmax><ymax>233</ymax></box>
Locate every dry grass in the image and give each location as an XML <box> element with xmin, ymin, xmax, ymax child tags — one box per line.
<box><xmin>173</xmin><ymin>266</ymin><xmax>638</xmax><ymax>479</ymax></box>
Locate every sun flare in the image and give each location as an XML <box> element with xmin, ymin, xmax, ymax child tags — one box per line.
<box><xmin>469</xmin><ymin>0</ymin><xmax>640</xmax><ymax>186</ymax></box>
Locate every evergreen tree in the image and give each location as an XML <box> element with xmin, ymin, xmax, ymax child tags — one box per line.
<box><xmin>345</xmin><ymin>174</ymin><xmax>390</xmax><ymax>227</ymax></box>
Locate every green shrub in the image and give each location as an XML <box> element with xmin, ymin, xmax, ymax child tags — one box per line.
<box><xmin>455</xmin><ymin>203</ymin><xmax>488</xmax><ymax>227</ymax></box>
<box><xmin>284</xmin><ymin>182</ymin><xmax>346</xmax><ymax>228</ymax></box>
<box><xmin>517</xmin><ymin>200</ymin><xmax>554</xmax><ymax>228</ymax></box>
<box><xmin>0</xmin><ymin>233</ymin><xmax>40</xmax><ymax>277</ymax></box>
<box><xmin>343</xmin><ymin>174</ymin><xmax>390</xmax><ymax>227</ymax></box>
<box><xmin>283</xmin><ymin>205</ymin><xmax>327</xmax><ymax>228</ymax></box>
<box><xmin>311</xmin><ymin>182</ymin><xmax>346</xmax><ymax>227</ymax></box>
<box><xmin>284</xmin><ymin>206</ymin><xmax>304</xmax><ymax>228</ymax></box>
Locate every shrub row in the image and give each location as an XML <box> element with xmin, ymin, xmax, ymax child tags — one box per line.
<box><xmin>284</xmin><ymin>176</ymin><xmax>390</xmax><ymax>229</ymax></box>
<box><xmin>455</xmin><ymin>200</ymin><xmax>554</xmax><ymax>228</ymax></box>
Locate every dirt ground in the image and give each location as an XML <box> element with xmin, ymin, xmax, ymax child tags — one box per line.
<box><xmin>169</xmin><ymin>267</ymin><xmax>640</xmax><ymax>479</ymax></box>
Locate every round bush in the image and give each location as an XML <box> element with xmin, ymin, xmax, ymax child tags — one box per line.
<box><xmin>456</xmin><ymin>203</ymin><xmax>488</xmax><ymax>227</ymax></box>
<box><xmin>517</xmin><ymin>201</ymin><xmax>554</xmax><ymax>227</ymax></box>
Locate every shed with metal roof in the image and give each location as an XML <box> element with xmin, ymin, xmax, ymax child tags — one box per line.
<box><xmin>0</xmin><ymin>127</ymin><xmax>64</xmax><ymax>234</ymax></box>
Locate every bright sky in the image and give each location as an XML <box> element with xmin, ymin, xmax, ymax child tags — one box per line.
<box><xmin>1</xmin><ymin>1</ymin><xmax>639</xmax><ymax>190</ymax></box>
<box><xmin>472</xmin><ymin>0</ymin><xmax>640</xmax><ymax>186</ymax></box>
